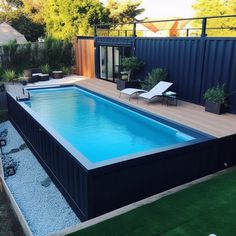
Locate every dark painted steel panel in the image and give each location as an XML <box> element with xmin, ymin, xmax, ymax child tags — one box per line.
<box><xmin>95</xmin><ymin>36</ymin><xmax>236</xmax><ymax>112</ymax></box>
<box><xmin>200</xmin><ymin>38</ymin><xmax>236</xmax><ymax>113</ymax></box>
<box><xmin>7</xmin><ymin>94</ymin><xmax>89</xmax><ymax>221</ymax></box>
<box><xmin>95</xmin><ymin>37</ymin><xmax>133</xmax><ymax>46</ymax></box>
<box><xmin>135</xmin><ymin>38</ymin><xmax>204</xmax><ymax>103</ymax></box>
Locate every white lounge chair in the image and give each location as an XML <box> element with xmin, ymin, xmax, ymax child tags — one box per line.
<box><xmin>119</xmin><ymin>88</ymin><xmax>147</xmax><ymax>101</ymax></box>
<box><xmin>119</xmin><ymin>81</ymin><xmax>173</xmax><ymax>101</ymax></box>
<box><xmin>138</xmin><ymin>81</ymin><xmax>173</xmax><ymax>102</ymax></box>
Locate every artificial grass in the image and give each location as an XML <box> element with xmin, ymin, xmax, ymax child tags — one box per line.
<box><xmin>69</xmin><ymin>169</ymin><xmax>236</xmax><ymax>236</ymax></box>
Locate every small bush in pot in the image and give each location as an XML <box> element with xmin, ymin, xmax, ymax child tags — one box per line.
<box><xmin>121</xmin><ymin>57</ymin><xmax>144</xmax><ymax>81</ymax></box>
<box><xmin>40</xmin><ymin>64</ymin><xmax>51</xmax><ymax>74</ymax></box>
<box><xmin>117</xmin><ymin>57</ymin><xmax>144</xmax><ymax>90</ymax></box>
<box><xmin>203</xmin><ymin>84</ymin><xmax>226</xmax><ymax>114</ymax></box>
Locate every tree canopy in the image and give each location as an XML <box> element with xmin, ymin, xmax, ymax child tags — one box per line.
<box><xmin>5</xmin><ymin>0</ymin><xmax>23</xmax><ymax>7</ymax></box>
<box><xmin>44</xmin><ymin>0</ymin><xmax>109</xmax><ymax>39</ymax></box>
<box><xmin>0</xmin><ymin>0</ymin><xmax>45</xmax><ymax>41</ymax></box>
<box><xmin>1</xmin><ymin>0</ymin><xmax>145</xmax><ymax>40</ymax></box>
<box><xmin>192</xmin><ymin>0</ymin><xmax>236</xmax><ymax>36</ymax></box>
<box><xmin>107</xmin><ymin>0</ymin><xmax>144</xmax><ymax>24</ymax></box>
<box><xmin>11</xmin><ymin>12</ymin><xmax>45</xmax><ymax>41</ymax></box>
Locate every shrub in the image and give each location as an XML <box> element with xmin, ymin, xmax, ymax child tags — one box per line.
<box><xmin>2</xmin><ymin>40</ymin><xmax>18</xmax><ymax>69</ymax></box>
<box><xmin>121</xmin><ymin>57</ymin><xmax>144</xmax><ymax>81</ymax></box>
<box><xmin>0</xmin><ymin>37</ymin><xmax>74</xmax><ymax>73</ymax></box>
<box><xmin>142</xmin><ymin>68</ymin><xmax>168</xmax><ymax>90</ymax></box>
<box><xmin>40</xmin><ymin>64</ymin><xmax>51</xmax><ymax>74</ymax></box>
<box><xmin>203</xmin><ymin>84</ymin><xmax>226</xmax><ymax>104</ymax></box>
<box><xmin>3</xmin><ymin>70</ymin><xmax>16</xmax><ymax>82</ymax></box>
<box><xmin>62</xmin><ymin>66</ymin><xmax>71</xmax><ymax>76</ymax></box>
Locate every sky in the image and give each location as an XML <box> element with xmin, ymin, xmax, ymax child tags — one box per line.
<box><xmin>100</xmin><ymin>0</ymin><xmax>196</xmax><ymax>19</ymax></box>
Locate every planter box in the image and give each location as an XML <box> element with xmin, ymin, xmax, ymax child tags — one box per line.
<box><xmin>116</xmin><ymin>79</ymin><xmax>140</xmax><ymax>91</ymax></box>
<box><xmin>52</xmin><ymin>71</ymin><xmax>63</xmax><ymax>79</ymax></box>
<box><xmin>205</xmin><ymin>100</ymin><xmax>226</xmax><ymax>114</ymax></box>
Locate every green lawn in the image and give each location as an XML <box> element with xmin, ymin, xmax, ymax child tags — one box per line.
<box><xmin>69</xmin><ymin>169</ymin><xmax>236</xmax><ymax>236</ymax></box>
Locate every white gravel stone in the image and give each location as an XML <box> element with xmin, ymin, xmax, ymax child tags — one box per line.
<box><xmin>0</xmin><ymin>121</ymin><xmax>80</xmax><ymax>236</ymax></box>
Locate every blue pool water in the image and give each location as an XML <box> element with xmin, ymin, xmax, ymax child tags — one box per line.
<box><xmin>24</xmin><ymin>86</ymin><xmax>195</xmax><ymax>163</ymax></box>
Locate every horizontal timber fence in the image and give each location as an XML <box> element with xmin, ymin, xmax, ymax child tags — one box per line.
<box><xmin>94</xmin><ymin>36</ymin><xmax>236</xmax><ymax>113</ymax></box>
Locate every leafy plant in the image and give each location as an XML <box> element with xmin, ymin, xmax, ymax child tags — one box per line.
<box><xmin>3</xmin><ymin>70</ymin><xmax>16</xmax><ymax>82</ymax></box>
<box><xmin>2</xmin><ymin>40</ymin><xmax>18</xmax><ymax>69</ymax></box>
<box><xmin>40</xmin><ymin>64</ymin><xmax>51</xmax><ymax>74</ymax></box>
<box><xmin>62</xmin><ymin>66</ymin><xmax>71</xmax><ymax>76</ymax></box>
<box><xmin>203</xmin><ymin>84</ymin><xmax>226</xmax><ymax>104</ymax></box>
<box><xmin>121</xmin><ymin>57</ymin><xmax>144</xmax><ymax>81</ymax></box>
<box><xmin>0</xmin><ymin>37</ymin><xmax>74</xmax><ymax>73</ymax></box>
<box><xmin>142</xmin><ymin>68</ymin><xmax>168</xmax><ymax>90</ymax></box>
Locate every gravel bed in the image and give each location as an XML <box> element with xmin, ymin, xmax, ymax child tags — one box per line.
<box><xmin>0</xmin><ymin>121</ymin><xmax>80</xmax><ymax>236</ymax></box>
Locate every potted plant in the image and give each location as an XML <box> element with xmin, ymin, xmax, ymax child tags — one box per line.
<box><xmin>116</xmin><ymin>57</ymin><xmax>144</xmax><ymax>90</ymax></box>
<box><xmin>203</xmin><ymin>84</ymin><xmax>226</xmax><ymax>114</ymax></box>
<box><xmin>40</xmin><ymin>64</ymin><xmax>51</xmax><ymax>74</ymax></box>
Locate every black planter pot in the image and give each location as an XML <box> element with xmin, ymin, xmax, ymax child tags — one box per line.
<box><xmin>205</xmin><ymin>100</ymin><xmax>226</xmax><ymax>114</ymax></box>
<box><xmin>116</xmin><ymin>79</ymin><xmax>140</xmax><ymax>91</ymax></box>
<box><xmin>20</xmin><ymin>80</ymin><xmax>27</xmax><ymax>86</ymax></box>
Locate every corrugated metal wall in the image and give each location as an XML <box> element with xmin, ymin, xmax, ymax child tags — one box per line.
<box><xmin>7</xmin><ymin>94</ymin><xmax>90</xmax><ymax>221</ymax></box>
<box><xmin>0</xmin><ymin>92</ymin><xmax>7</xmax><ymax>109</ymax></box>
<box><xmin>200</xmin><ymin>38</ymin><xmax>236</xmax><ymax>111</ymax></box>
<box><xmin>95</xmin><ymin>37</ymin><xmax>236</xmax><ymax>113</ymax></box>
<box><xmin>96</xmin><ymin>37</ymin><xmax>134</xmax><ymax>46</ymax></box>
<box><xmin>135</xmin><ymin>37</ymin><xmax>205</xmax><ymax>103</ymax></box>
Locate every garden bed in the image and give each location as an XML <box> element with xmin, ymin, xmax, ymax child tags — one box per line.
<box><xmin>0</xmin><ymin>121</ymin><xmax>80</xmax><ymax>236</ymax></box>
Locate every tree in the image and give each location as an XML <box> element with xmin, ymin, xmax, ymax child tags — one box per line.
<box><xmin>45</xmin><ymin>0</ymin><xmax>109</xmax><ymax>39</ymax></box>
<box><xmin>107</xmin><ymin>0</ymin><xmax>144</xmax><ymax>24</ymax></box>
<box><xmin>0</xmin><ymin>0</ymin><xmax>15</xmax><ymax>22</ymax></box>
<box><xmin>21</xmin><ymin>0</ymin><xmax>45</xmax><ymax>23</ymax></box>
<box><xmin>11</xmin><ymin>12</ymin><xmax>45</xmax><ymax>41</ymax></box>
<box><xmin>0</xmin><ymin>0</ymin><xmax>45</xmax><ymax>41</ymax></box>
<box><xmin>192</xmin><ymin>0</ymin><xmax>236</xmax><ymax>36</ymax></box>
<box><xmin>5</xmin><ymin>0</ymin><xmax>23</xmax><ymax>7</ymax></box>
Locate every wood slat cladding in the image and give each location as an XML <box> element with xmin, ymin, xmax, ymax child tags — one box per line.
<box><xmin>75</xmin><ymin>38</ymin><xmax>95</xmax><ymax>79</ymax></box>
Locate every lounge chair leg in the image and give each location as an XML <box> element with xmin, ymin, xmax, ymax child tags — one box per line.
<box><xmin>129</xmin><ymin>95</ymin><xmax>131</xmax><ymax>101</ymax></box>
<box><xmin>119</xmin><ymin>93</ymin><xmax>121</xmax><ymax>98</ymax></box>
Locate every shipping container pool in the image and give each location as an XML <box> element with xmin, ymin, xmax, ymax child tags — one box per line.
<box><xmin>7</xmin><ymin>85</ymin><xmax>217</xmax><ymax>221</ymax></box>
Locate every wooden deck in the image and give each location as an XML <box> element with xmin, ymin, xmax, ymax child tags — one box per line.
<box><xmin>76</xmin><ymin>79</ymin><xmax>236</xmax><ymax>138</ymax></box>
<box><xmin>5</xmin><ymin>77</ymin><xmax>236</xmax><ymax>138</ymax></box>
<box><xmin>6</xmin><ymin>83</ymin><xmax>29</xmax><ymax>100</ymax></box>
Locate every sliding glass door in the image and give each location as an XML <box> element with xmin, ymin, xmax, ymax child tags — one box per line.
<box><xmin>99</xmin><ymin>45</ymin><xmax>131</xmax><ymax>82</ymax></box>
